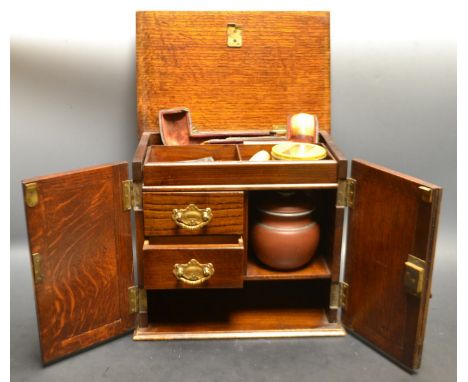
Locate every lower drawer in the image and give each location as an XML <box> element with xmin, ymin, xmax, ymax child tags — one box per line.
<box><xmin>143</xmin><ymin>237</ymin><xmax>244</xmax><ymax>289</ymax></box>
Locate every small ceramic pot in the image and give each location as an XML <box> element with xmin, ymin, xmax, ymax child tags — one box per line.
<box><xmin>251</xmin><ymin>192</ymin><xmax>320</xmax><ymax>270</ymax></box>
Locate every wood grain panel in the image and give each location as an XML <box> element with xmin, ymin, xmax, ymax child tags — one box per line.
<box><xmin>143</xmin><ymin>191</ymin><xmax>244</xmax><ymax>236</ymax></box>
<box><xmin>136</xmin><ymin>12</ymin><xmax>331</xmax><ymax>136</ymax></box>
<box><xmin>343</xmin><ymin>159</ymin><xmax>442</xmax><ymax>370</ymax></box>
<box><xmin>143</xmin><ymin>240</ymin><xmax>244</xmax><ymax>289</ymax></box>
<box><xmin>22</xmin><ymin>163</ymin><xmax>135</xmax><ymax>364</ymax></box>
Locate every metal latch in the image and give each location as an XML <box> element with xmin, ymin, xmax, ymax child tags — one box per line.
<box><xmin>32</xmin><ymin>253</ymin><xmax>43</xmax><ymax>283</ymax></box>
<box><xmin>337</xmin><ymin>178</ymin><xmax>356</xmax><ymax>208</ymax></box>
<box><xmin>418</xmin><ymin>186</ymin><xmax>433</xmax><ymax>203</ymax></box>
<box><xmin>330</xmin><ymin>281</ymin><xmax>349</xmax><ymax>309</ymax></box>
<box><xmin>128</xmin><ymin>286</ymin><xmax>147</xmax><ymax>314</ymax></box>
<box><xmin>404</xmin><ymin>255</ymin><xmax>426</xmax><ymax>297</ymax></box>
<box><xmin>227</xmin><ymin>23</ymin><xmax>242</xmax><ymax>47</ymax></box>
<box><xmin>122</xmin><ymin>180</ymin><xmax>142</xmax><ymax>211</ymax></box>
<box><xmin>25</xmin><ymin>183</ymin><xmax>39</xmax><ymax>208</ymax></box>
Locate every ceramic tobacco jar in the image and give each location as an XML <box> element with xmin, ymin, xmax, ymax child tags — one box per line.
<box><xmin>251</xmin><ymin>191</ymin><xmax>320</xmax><ymax>270</ymax></box>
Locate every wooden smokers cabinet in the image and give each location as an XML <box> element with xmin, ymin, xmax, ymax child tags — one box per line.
<box><xmin>22</xmin><ymin>12</ymin><xmax>442</xmax><ymax>371</ymax></box>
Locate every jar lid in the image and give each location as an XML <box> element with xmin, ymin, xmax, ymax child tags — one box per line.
<box><xmin>271</xmin><ymin>142</ymin><xmax>327</xmax><ymax>161</ymax></box>
<box><xmin>255</xmin><ymin>191</ymin><xmax>315</xmax><ymax>216</ymax></box>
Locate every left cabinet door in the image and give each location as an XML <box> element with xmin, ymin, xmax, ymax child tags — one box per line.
<box><xmin>22</xmin><ymin>162</ymin><xmax>135</xmax><ymax>364</ymax></box>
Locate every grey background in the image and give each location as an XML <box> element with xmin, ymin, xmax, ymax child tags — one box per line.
<box><xmin>11</xmin><ymin>7</ymin><xmax>456</xmax><ymax>382</ymax></box>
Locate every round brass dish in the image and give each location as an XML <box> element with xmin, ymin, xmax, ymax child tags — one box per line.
<box><xmin>271</xmin><ymin>142</ymin><xmax>327</xmax><ymax>161</ymax></box>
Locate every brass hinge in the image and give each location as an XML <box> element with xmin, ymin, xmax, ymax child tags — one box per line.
<box><xmin>31</xmin><ymin>253</ymin><xmax>43</xmax><ymax>283</ymax></box>
<box><xmin>404</xmin><ymin>255</ymin><xmax>426</xmax><ymax>297</ymax></box>
<box><xmin>330</xmin><ymin>281</ymin><xmax>349</xmax><ymax>309</ymax></box>
<box><xmin>337</xmin><ymin>178</ymin><xmax>356</xmax><ymax>208</ymax></box>
<box><xmin>122</xmin><ymin>180</ymin><xmax>142</xmax><ymax>211</ymax></box>
<box><xmin>128</xmin><ymin>286</ymin><xmax>147</xmax><ymax>314</ymax></box>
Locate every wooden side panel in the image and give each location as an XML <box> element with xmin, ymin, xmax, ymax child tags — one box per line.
<box><xmin>343</xmin><ymin>159</ymin><xmax>442</xmax><ymax>370</ymax></box>
<box><xmin>22</xmin><ymin>163</ymin><xmax>135</xmax><ymax>364</ymax></box>
<box><xmin>136</xmin><ymin>11</ymin><xmax>331</xmax><ymax>136</ymax></box>
<box><xmin>133</xmin><ymin>132</ymin><xmax>160</xmax><ymax>328</ymax></box>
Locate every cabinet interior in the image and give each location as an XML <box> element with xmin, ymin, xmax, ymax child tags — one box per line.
<box><xmin>139</xmin><ymin>187</ymin><xmax>341</xmax><ymax>337</ymax></box>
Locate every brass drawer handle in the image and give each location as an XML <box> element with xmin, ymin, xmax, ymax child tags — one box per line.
<box><xmin>173</xmin><ymin>259</ymin><xmax>215</xmax><ymax>285</ymax></box>
<box><xmin>172</xmin><ymin>204</ymin><xmax>213</xmax><ymax>230</ymax></box>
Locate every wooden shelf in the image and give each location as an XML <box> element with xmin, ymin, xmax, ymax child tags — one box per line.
<box><xmin>244</xmin><ymin>255</ymin><xmax>331</xmax><ymax>281</ymax></box>
<box><xmin>136</xmin><ymin>282</ymin><xmax>344</xmax><ymax>340</ymax></box>
<box><xmin>135</xmin><ymin>309</ymin><xmax>344</xmax><ymax>340</ymax></box>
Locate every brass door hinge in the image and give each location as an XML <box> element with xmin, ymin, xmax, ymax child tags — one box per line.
<box><xmin>128</xmin><ymin>286</ymin><xmax>147</xmax><ymax>314</ymax></box>
<box><xmin>330</xmin><ymin>281</ymin><xmax>349</xmax><ymax>309</ymax></box>
<box><xmin>337</xmin><ymin>178</ymin><xmax>356</xmax><ymax>208</ymax></box>
<box><xmin>122</xmin><ymin>180</ymin><xmax>142</xmax><ymax>211</ymax></box>
<box><xmin>31</xmin><ymin>253</ymin><xmax>43</xmax><ymax>283</ymax></box>
<box><xmin>404</xmin><ymin>255</ymin><xmax>426</xmax><ymax>297</ymax></box>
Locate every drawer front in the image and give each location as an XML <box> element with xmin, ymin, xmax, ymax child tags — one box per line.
<box><xmin>143</xmin><ymin>242</ymin><xmax>244</xmax><ymax>289</ymax></box>
<box><xmin>143</xmin><ymin>192</ymin><xmax>245</xmax><ymax>236</ymax></box>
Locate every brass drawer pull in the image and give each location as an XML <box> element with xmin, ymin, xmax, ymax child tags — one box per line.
<box><xmin>172</xmin><ymin>204</ymin><xmax>213</xmax><ymax>230</ymax></box>
<box><xmin>173</xmin><ymin>259</ymin><xmax>215</xmax><ymax>285</ymax></box>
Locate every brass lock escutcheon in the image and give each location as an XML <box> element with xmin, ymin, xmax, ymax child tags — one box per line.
<box><xmin>404</xmin><ymin>254</ymin><xmax>426</xmax><ymax>297</ymax></box>
<box><xmin>172</xmin><ymin>204</ymin><xmax>213</xmax><ymax>230</ymax></box>
<box><xmin>173</xmin><ymin>259</ymin><xmax>215</xmax><ymax>285</ymax></box>
<box><xmin>227</xmin><ymin>23</ymin><xmax>242</xmax><ymax>47</ymax></box>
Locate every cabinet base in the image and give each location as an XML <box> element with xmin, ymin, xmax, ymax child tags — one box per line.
<box><xmin>133</xmin><ymin>324</ymin><xmax>346</xmax><ymax>340</ymax></box>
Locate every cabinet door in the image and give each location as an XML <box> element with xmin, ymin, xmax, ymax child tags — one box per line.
<box><xmin>22</xmin><ymin>162</ymin><xmax>135</xmax><ymax>364</ymax></box>
<box><xmin>343</xmin><ymin>159</ymin><xmax>442</xmax><ymax>370</ymax></box>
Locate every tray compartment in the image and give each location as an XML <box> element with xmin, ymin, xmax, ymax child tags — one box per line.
<box><xmin>144</xmin><ymin>144</ymin><xmax>338</xmax><ymax>187</ymax></box>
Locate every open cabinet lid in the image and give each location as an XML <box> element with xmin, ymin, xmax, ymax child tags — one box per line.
<box><xmin>136</xmin><ymin>11</ymin><xmax>331</xmax><ymax>136</ymax></box>
<box><xmin>22</xmin><ymin>163</ymin><xmax>135</xmax><ymax>364</ymax></box>
<box><xmin>342</xmin><ymin>159</ymin><xmax>442</xmax><ymax>370</ymax></box>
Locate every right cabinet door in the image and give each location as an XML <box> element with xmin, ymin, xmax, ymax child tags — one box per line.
<box><xmin>342</xmin><ymin>159</ymin><xmax>442</xmax><ymax>370</ymax></box>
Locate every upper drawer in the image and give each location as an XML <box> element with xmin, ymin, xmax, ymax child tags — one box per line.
<box><xmin>143</xmin><ymin>192</ymin><xmax>245</xmax><ymax>236</ymax></box>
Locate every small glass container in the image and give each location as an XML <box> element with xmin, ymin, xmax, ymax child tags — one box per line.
<box><xmin>288</xmin><ymin>113</ymin><xmax>319</xmax><ymax>143</ymax></box>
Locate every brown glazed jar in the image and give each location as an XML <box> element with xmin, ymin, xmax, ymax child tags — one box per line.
<box><xmin>251</xmin><ymin>191</ymin><xmax>320</xmax><ymax>270</ymax></box>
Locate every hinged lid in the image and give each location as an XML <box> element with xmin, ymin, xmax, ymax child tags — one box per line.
<box><xmin>342</xmin><ymin>159</ymin><xmax>442</xmax><ymax>370</ymax></box>
<box><xmin>22</xmin><ymin>163</ymin><xmax>136</xmax><ymax>364</ymax></box>
<box><xmin>136</xmin><ymin>11</ymin><xmax>331</xmax><ymax>136</ymax></box>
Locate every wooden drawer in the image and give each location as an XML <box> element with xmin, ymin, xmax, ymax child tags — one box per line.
<box><xmin>143</xmin><ymin>237</ymin><xmax>244</xmax><ymax>289</ymax></box>
<box><xmin>143</xmin><ymin>191</ymin><xmax>245</xmax><ymax>236</ymax></box>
